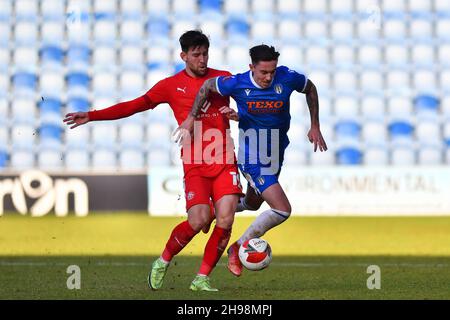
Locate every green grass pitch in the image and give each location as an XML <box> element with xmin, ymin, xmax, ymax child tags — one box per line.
<box><xmin>1</xmin><ymin>213</ymin><xmax>450</xmax><ymax>299</ymax></box>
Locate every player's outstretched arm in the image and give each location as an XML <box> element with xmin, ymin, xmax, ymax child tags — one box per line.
<box><xmin>303</xmin><ymin>79</ymin><xmax>328</xmax><ymax>152</ymax></box>
<box><xmin>63</xmin><ymin>95</ymin><xmax>153</xmax><ymax>129</ymax></box>
<box><xmin>173</xmin><ymin>77</ymin><xmax>219</xmax><ymax>144</ymax></box>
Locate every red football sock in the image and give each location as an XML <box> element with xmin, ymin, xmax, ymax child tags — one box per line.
<box><xmin>198</xmin><ymin>226</ymin><xmax>231</xmax><ymax>276</ymax></box>
<box><xmin>161</xmin><ymin>220</ymin><xmax>198</xmax><ymax>262</ymax></box>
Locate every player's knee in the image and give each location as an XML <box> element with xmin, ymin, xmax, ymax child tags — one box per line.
<box><xmin>188</xmin><ymin>209</ymin><xmax>211</xmax><ymax>232</ymax></box>
<box><xmin>215</xmin><ymin>213</ymin><xmax>234</xmax><ymax>229</ymax></box>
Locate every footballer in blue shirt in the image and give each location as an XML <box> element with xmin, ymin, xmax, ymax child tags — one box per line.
<box><xmin>176</xmin><ymin>44</ymin><xmax>328</xmax><ymax>277</ymax></box>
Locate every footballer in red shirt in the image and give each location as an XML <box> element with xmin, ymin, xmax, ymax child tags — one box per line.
<box><xmin>64</xmin><ymin>31</ymin><xmax>242</xmax><ymax>292</ymax></box>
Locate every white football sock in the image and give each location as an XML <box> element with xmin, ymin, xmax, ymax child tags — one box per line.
<box><xmin>236</xmin><ymin>209</ymin><xmax>290</xmax><ymax>246</ymax></box>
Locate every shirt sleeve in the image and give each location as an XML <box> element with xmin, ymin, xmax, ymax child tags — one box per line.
<box><xmin>216</xmin><ymin>75</ymin><xmax>238</xmax><ymax>96</ymax></box>
<box><xmin>143</xmin><ymin>78</ymin><xmax>170</xmax><ymax>108</ymax></box>
<box><xmin>285</xmin><ymin>67</ymin><xmax>308</xmax><ymax>93</ymax></box>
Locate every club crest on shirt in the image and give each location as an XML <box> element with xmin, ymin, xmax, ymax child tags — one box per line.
<box><xmin>187</xmin><ymin>191</ymin><xmax>195</xmax><ymax>201</ymax></box>
<box><xmin>274</xmin><ymin>84</ymin><xmax>283</xmax><ymax>94</ymax></box>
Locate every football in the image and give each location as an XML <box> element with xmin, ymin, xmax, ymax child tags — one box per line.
<box><xmin>238</xmin><ymin>238</ymin><xmax>272</xmax><ymax>271</ymax></box>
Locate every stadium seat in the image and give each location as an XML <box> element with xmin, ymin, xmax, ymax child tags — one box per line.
<box><xmin>173</xmin><ymin>0</ymin><xmax>197</xmax><ymax>18</ymax></box>
<box><xmin>0</xmin><ymin>149</ymin><xmax>7</xmax><ymax>168</ymax></box>
<box><xmin>251</xmin><ymin>0</ymin><xmax>274</xmax><ymax>20</ymax></box>
<box><xmin>333</xmin><ymin>71</ymin><xmax>356</xmax><ymax>94</ymax></box>
<box><xmin>13</xmin><ymin>47</ymin><xmax>38</xmax><ymax>71</ymax></box>
<box><xmin>93</xmin><ymin>72</ymin><xmax>118</xmax><ymax>96</ymax></box>
<box><xmin>67</xmin><ymin>97</ymin><xmax>90</xmax><ymax>113</ymax></box>
<box><xmin>92</xmin><ymin>123</ymin><xmax>118</xmax><ymax>148</ymax></box>
<box><xmin>92</xmin><ymin>149</ymin><xmax>117</xmax><ymax>169</ymax></box>
<box><xmin>65</xmin><ymin>125</ymin><xmax>90</xmax><ymax>149</ymax></box>
<box><xmin>277</xmin><ymin>0</ymin><xmax>300</xmax><ymax>18</ymax></box>
<box><xmin>120</xmin><ymin>20</ymin><xmax>144</xmax><ymax>45</ymax></box>
<box><xmin>15</xmin><ymin>0</ymin><xmax>38</xmax><ymax>21</ymax></box>
<box><xmin>226</xmin><ymin>18</ymin><xmax>249</xmax><ymax>43</ymax></box>
<box><xmin>357</xmin><ymin>20</ymin><xmax>381</xmax><ymax>43</ymax></box>
<box><xmin>303</xmin><ymin>0</ymin><xmax>327</xmax><ymax>18</ymax></box>
<box><xmin>305</xmin><ymin>20</ymin><xmax>327</xmax><ymax>43</ymax></box>
<box><xmin>13</xmin><ymin>73</ymin><xmax>34</xmax><ymax>94</ymax></box>
<box><xmin>386</xmin><ymin>70</ymin><xmax>410</xmax><ymax>94</ymax></box>
<box><xmin>120</xmin><ymin>71</ymin><xmax>144</xmax><ymax>97</ymax></box>
<box><xmin>10</xmin><ymin>150</ymin><xmax>35</xmax><ymax>169</ymax></box>
<box><xmin>200</xmin><ymin>0</ymin><xmax>222</xmax><ymax>15</ymax></box>
<box><xmin>364</xmin><ymin>147</ymin><xmax>389</xmax><ymax>165</ymax></box>
<box><xmin>65</xmin><ymin>149</ymin><xmax>90</xmax><ymax>170</ymax></box>
<box><xmin>410</xmin><ymin>19</ymin><xmax>433</xmax><ymax>40</ymax></box>
<box><xmin>335</xmin><ymin>120</ymin><xmax>362</xmax><ymax>143</ymax></box>
<box><xmin>391</xmin><ymin>147</ymin><xmax>416</xmax><ymax>165</ymax></box>
<box><xmin>382</xmin><ymin>0</ymin><xmax>406</xmax><ymax>15</ymax></box>
<box><xmin>147</xmin><ymin>18</ymin><xmax>171</xmax><ymax>44</ymax></box>
<box><xmin>14</xmin><ymin>21</ymin><xmax>38</xmax><ymax>45</ymax></box>
<box><xmin>39</xmin><ymin>98</ymin><xmax>62</xmax><ymax>125</ymax></box>
<box><xmin>363</xmin><ymin>121</ymin><xmax>388</xmax><ymax>146</ymax></box>
<box><xmin>40</xmin><ymin>0</ymin><xmax>65</xmax><ymax>20</ymax></box>
<box><xmin>334</xmin><ymin>97</ymin><xmax>359</xmax><ymax>118</ymax></box>
<box><xmin>278</xmin><ymin>20</ymin><xmax>301</xmax><ymax>44</ymax></box>
<box><xmin>93</xmin><ymin>46</ymin><xmax>117</xmax><ymax>71</ymax></box>
<box><xmin>119</xmin><ymin>122</ymin><xmax>145</xmax><ymax>148</ymax></box>
<box><xmin>383</xmin><ymin>19</ymin><xmax>406</xmax><ymax>41</ymax></box>
<box><xmin>251</xmin><ymin>20</ymin><xmax>275</xmax><ymax>42</ymax></box>
<box><xmin>146</xmin><ymin>0</ymin><xmax>170</xmax><ymax>18</ymax></box>
<box><xmin>38</xmin><ymin>148</ymin><xmax>64</xmax><ymax>170</ymax></box>
<box><xmin>171</xmin><ymin>20</ymin><xmax>196</xmax><ymax>41</ymax></box>
<box><xmin>41</xmin><ymin>21</ymin><xmax>64</xmax><ymax>45</ymax></box>
<box><xmin>389</xmin><ymin>120</ymin><xmax>414</xmax><ymax>142</ymax></box>
<box><xmin>0</xmin><ymin>22</ymin><xmax>11</xmax><ymax>47</ymax></box>
<box><xmin>416</xmin><ymin>121</ymin><xmax>441</xmax><ymax>144</ymax></box>
<box><xmin>336</xmin><ymin>147</ymin><xmax>363</xmax><ymax>165</ymax></box>
<box><xmin>360</xmin><ymin>71</ymin><xmax>383</xmax><ymax>94</ymax></box>
<box><xmin>199</xmin><ymin>20</ymin><xmax>224</xmax><ymax>43</ymax></box>
<box><xmin>67</xmin><ymin>46</ymin><xmax>91</xmax><ymax>70</ymax></box>
<box><xmin>418</xmin><ymin>146</ymin><xmax>442</xmax><ymax>165</ymax></box>
<box><xmin>436</xmin><ymin>19</ymin><xmax>450</xmax><ymax>41</ymax></box>
<box><xmin>224</xmin><ymin>0</ymin><xmax>249</xmax><ymax>18</ymax></box>
<box><xmin>414</xmin><ymin>95</ymin><xmax>440</xmax><ymax>112</ymax></box>
<box><xmin>39</xmin><ymin>123</ymin><xmax>63</xmax><ymax>148</ymax></box>
<box><xmin>146</xmin><ymin>46</ymin><xmax>171</xmax><ymax>66</ymax></box>
<box><xmin>308</xmin><ymin>70</ymin><xmax>330</xmax><ymax>93</ymax></box>
<box><xmin>411</xmin><ymin>44</ymin><xmax>434</xmax><ymax>68</ymax></box>
<box><xmin>409</xmin><ymin>0</ymin><xmax>432</xmax><ymax>15</ymax></box>
<box><xmin>121</xmin><ymin>0</ymin><xmax>143</xmax><ymax>19</ymax></box>
<box><xmin>11</xmin><ymin>98</ymin><xmax>36</xmax><ymax>124</ymax></box>
<box><xmin>119</xmin><ymin>148</ymin><xmax>145</xmax><ymax>170</ymax></box>
<box><xmin>330</xmin><ymin>20</ymin><xmax>353</xmax><ymax>44</ymax></box>
<box><xmin>93</xmin><ymin>20</ymin><xmax>117</xmax><ymax>46</ymax></box>
<box><xmin>305</xmin><ymin>47</ymin><xmax>329</xmax><ymax>68</ymax></box>
<box><xmin>40</xmin><ymin>72</ymin><xmax>65</xmax><ymax>99</ymax></box>
<box><xmin>0</xmin><ymin>0</ymin><xmax>12</xmax><ymax>21</ymax></box>
<box><xmin>147</xmin><ymin>147</ymin><xmax>172</xmax><ymax>166</ymax></box>
<box><xmin>11</xmin><ymin>124</ymin><xmax>36</xmax><ymax>149</ymax></box>
<box><xmin>385</xmin><ymin>45</ymin><xmax>409</xmax><ymax>68</ymax></box>
<box><xmin>147</xmin><ymin>122</ymin><xmax>172</xmax><ymax>149</ymax></box>
<box><xmin>120</xmin><ymin>46</ymin><xmax>144</xmax><ymax>70</ymax></box>
<box><xmin>358</xmin><ymin>45</ymin><xmax>381</xmax><ymax>68</ymax></box>
<box><xmin>207</xmin><ymin>46</ymin><xmax>225</xmax><ymax>68</ymax></box>
<box><xmin>440</xmin><ymin>70</ymin><xmax>450</xmax><ymax>93</ymax></box>
<box><xmin>41</xmin><ymin>46</ymin><xmax>64</xmax><ymax>67</ymax></box>
<box><xmin>413</xmin><ymin>70</ymin><xmax>436</xmax><ymax>92</ymax></box>
<box><xmin>332</xmin><ymin>45</ymin><xmax>354</xmax><ymax>69</ymax></box>
<box><xmin>226</xmin><ymin>45</ymin><xmax>249</xmax><ymax>69</ymax></box>
<box><xmin>387</xmin><ymin>97</ymin><xmax>413</xmax><ymax>118</ymax></box>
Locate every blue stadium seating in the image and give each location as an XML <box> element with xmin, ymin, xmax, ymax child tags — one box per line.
<box><xmin>200</xmin><ymin>0</ymin><xmax>222</xmax><ymax>13</ymax></box>
<box><xmin>39</xmin><ymin>123</ymin><xmax>63</xmax><ymax>146</ymax></box>
<box><xmin>389</xmin><ymin>121</ymin><xmax>415</xmax><ymax>139</ymax></box>
<box><xmin>41</xmin><ymin>46</ymin><xmax>64</xmax><ymax>67</ymax></box>
<box><xmin>336</xmin><ymin>147</ymin><xmax>363</xmax><ymax>165</ymax></box>
<box><xmin>13</xmin><ymin>72</ymin><xmax>37</xmax><ymax>93</ymax></box>
<box><xmin>67</xmin><ymin>98</ymin><xmax>90</xmax><ymax>113</ymax></box>
<box><xmin>0</xmin><ymin>149</ymin><xmax>8</xmax><ymax>168</ymax></box>
<box><xmin>414</xmin><ymin>95</ymin><xmax>440</xmax><ymax>113</ymax></box>
<box><xmin>67</xmin><ymin>72</ymin><xmax>90</xmax><ymax>88</ymax></box>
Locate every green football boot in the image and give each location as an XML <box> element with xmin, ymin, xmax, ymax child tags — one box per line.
<box><xmin>189</xmin><ymin>275</ymin><xmax>219</xmax><ymax>292</ymax></box>
<box><xmin>148</xmin><ymin>258</ymin><xmax>169</xmax><ymax>290</ymax></box>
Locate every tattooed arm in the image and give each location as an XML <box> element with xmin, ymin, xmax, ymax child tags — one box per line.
<box><xmin>303</xmin><ymin>79</ymin><xmax>328</xmax><ymax>152</ymax></box>
<box><xmin>173</xmin><ymin>77</ymin><xmax>219</xmax><ymax>145</ymax></box>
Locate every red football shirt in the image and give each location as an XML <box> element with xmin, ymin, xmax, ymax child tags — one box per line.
<box><xmin>88</xmin><ymin>68</ymin><xmax>236</xmax><ymax>176</ymax></box>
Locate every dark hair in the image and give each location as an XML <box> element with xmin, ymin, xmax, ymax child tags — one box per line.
<box><xmin>249</xmin><ymin>45</ymin><xmax>280</xmax><ymax>65</ymax></box>
<box><xmin>179</xmin><ymin>30</ymin><xmax>210</xmax><ymax>53</ymax></box>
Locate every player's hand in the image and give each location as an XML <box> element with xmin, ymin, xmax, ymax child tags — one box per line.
<box><xmin>219</xmin><ymin>106</ymin><xmax>239</xmax><ymax>121</ymax></box>
<box><xmin>172</xmin><ymin>115</ymin><xmax>195</xmax><ymax>146</ymax></box>
<box><xmin>63</xmin><ymin>112</ymin><xmax>90</xmax><ymax>129</ymax></box>
<box><xmin>307</xmin><ymin>125</ymin><xmax>328</xmax><ymax>152</ymax></box>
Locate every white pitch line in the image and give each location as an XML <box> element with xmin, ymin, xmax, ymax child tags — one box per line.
<box><xmin>0</xmin><ymin>261</ymin><xmax>449</xmax><ymax>268</ymax></box>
